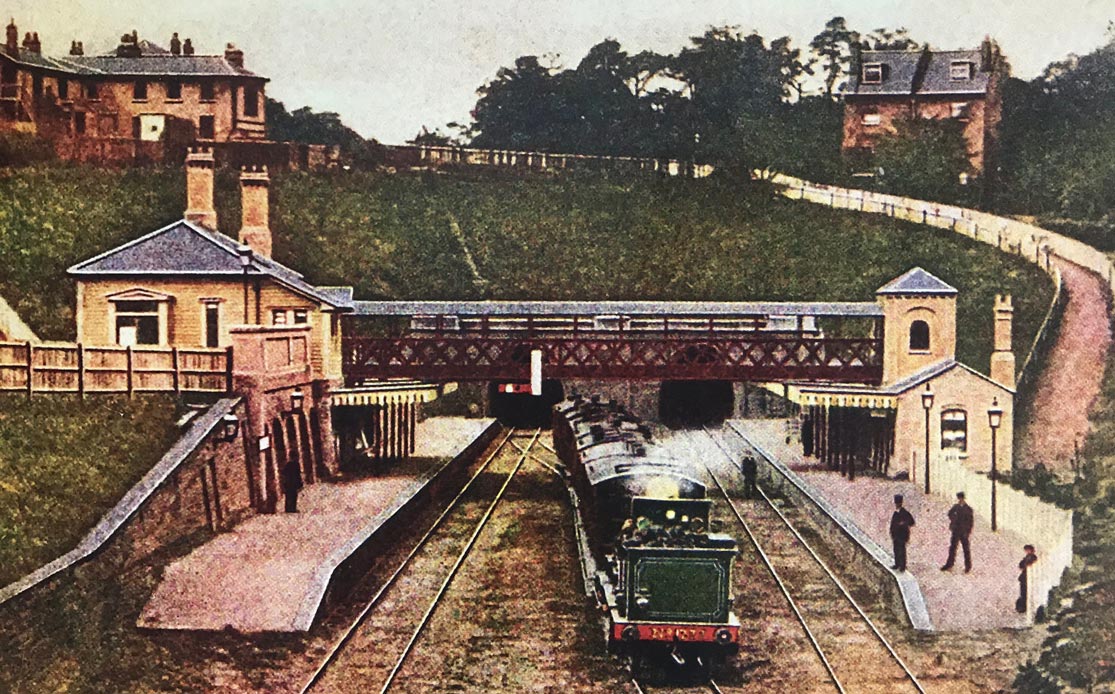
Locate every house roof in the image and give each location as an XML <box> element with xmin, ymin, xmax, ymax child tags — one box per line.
<box><xmin>67</xmin><ymin>219</ymin><xmax>352</xmax><ymax>310</ymax></box>
<box><xmin>0</xmin><ymin>45</ymin><xmax>265</xmax><ymax>80</ymax></box>
<box><xmin>876</xmin><ymin>267</ymin><xmax>958</xmax><ymax>296</ymax></box>
<box><xmin>849</xmin><ymin>48</ymin><xmax>989</xmax><ymax>97</ymax></box>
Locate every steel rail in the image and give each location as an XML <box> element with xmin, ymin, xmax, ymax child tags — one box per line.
<box><xmin>694</xmin><ymin>428</ymin><xmax>845</xmax><ymax>694</ymax></box>
<box><xmin>705</xmin><ymin>426</ymin><xmax>926</xmax><ymax>694</ymax></box>
<box><xmin>299</xmin><ymin>427</ymin><xmax>518</xmax><ymax>694</ymax></box>
<box><xmin>378</xmin><ymin>429</ymin><xmax>541</xmax><ymax>693</ymax></box>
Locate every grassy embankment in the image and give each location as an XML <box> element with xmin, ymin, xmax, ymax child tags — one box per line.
<box><xmin>0</xmin><ymin>164</ymin><xmax>1055</xmax><ymax>692</ymax></box>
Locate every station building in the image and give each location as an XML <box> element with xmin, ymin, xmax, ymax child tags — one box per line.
<box><xmin>785</xmin><ymin>268</ymin><xmax>1015</xmax><ymax>483</ymax></box>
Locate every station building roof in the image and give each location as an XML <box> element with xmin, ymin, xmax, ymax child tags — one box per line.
<box><xmin>351</xmin><ymin>300</ymin><xmax>884</xmax><ymax>318</ymax></box>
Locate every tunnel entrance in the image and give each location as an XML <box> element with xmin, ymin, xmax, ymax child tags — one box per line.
<box><xmin>659</xmin><ymin>381</ymin><xmax>734</xmax><ymax>428</ymax></box>
<box><xmin>489</xmin><ymin>380</ymin><xmax>565</xmax><ymax>427</ymax></box>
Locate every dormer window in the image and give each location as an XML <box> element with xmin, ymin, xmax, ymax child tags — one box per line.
<box><xmin>862</xmin><ymin>63</ymin><xmax>884</xmax><ymax>84</ymax></box>
<box><xmin>950</xmin><ymin>61</ymin><xmax>973</xmax><ymax>80</ymax></box>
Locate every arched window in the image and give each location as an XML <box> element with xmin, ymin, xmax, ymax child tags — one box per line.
<box><xmin>909</xmin><ymin>320</ymin><xmax>930</xmax><ymax>351</ymax></box>
<box><xmin>941</xmin><ymin>409</ymin><xmax>967</xmax><ymax>453</ymax></box>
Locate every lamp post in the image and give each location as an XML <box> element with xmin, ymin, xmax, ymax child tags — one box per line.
<box><xmin>988</xmin><ymin>397</ymin><xmax>1003</xmax><ymax>532</ymax></box>
<box><xmin>237</xmin><ymin>244</ymin><xmax>253</xmax><ymax>324</ymax></box>
<box><xmin>922</xmin><ymin>383</ymin><xmax>934</xmax><ymax>494</ymax></box>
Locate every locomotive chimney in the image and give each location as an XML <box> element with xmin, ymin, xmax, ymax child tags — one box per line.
<box><xmin>238</xmin><ymin>165</ymin><xmax>271</xmax><ymax>257</ymax></box>
<box><xmin>184</xmin><ymin>146</ymin><xmax>218</xmax><ymax>230</ymax></box>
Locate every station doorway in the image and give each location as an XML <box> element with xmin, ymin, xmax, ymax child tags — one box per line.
<box><xmin>659</xmin><ymin>380</ymin><xmax>734</xmax><ymax>428</ymax></box>
<box><xmin>489</xmin><ymin>380</ymin><xmax>565</xmax><ymax>427</ymax></box>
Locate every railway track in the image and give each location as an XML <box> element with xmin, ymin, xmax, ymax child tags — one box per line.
<box><xmin>632</xmin><ymin>676</ymin><xmax>725</xmax><ymax>694</ymax></box>
<box><xmin>694</xmin><ymin>426</ymin><xmax>925</xmax><ymax>694</ymax></box>
<box><xmin>299</xmin><ymin>427</ymin><xmax>539</xmax><ymax>694</ymax></box>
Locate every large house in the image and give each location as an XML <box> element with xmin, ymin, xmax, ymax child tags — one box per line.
<box><xmin>842</xmin><ymin>39</ymin><xmax>1004</xmax><ymax>175</ymax></box>
<box><xmin>0</xmin><ymin>19</ymin><xmax>267</xmax><ymax>148</ymax></box>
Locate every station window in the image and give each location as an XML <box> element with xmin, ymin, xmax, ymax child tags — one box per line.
<box><xmin>909</xmin><ymin>320</ymin><xmax>930</xmax><ymax>351</ymax></box>
<box><xmin>272</xmin><ymin>309</ymin><xmax>288</xmax><ymax>325</ymax></box>
<box><xmin>941</xmin><ymin>409</ymin><xmax>968</xmax><ymax>453</ymax></box>
<box><xmin>114</xmin><ymin>300</ymin><xmax>161</xmax><ymax>346</ymax></box>
<box><xmin>272</xmin><ymin>308</ymin><xmax>310</xmax><ymax>325</ymax></box>
<box><xmin>293</xmin><ymin>309</ymin><xmax>308</xmax><ymax>324</ymax></box>
<box><xmin>862</xmin><ymin>63</ymin><xmax>884</xmax><ymax>84</ymax></box>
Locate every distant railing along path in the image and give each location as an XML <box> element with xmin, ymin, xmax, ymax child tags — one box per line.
<box><xmin>0</xmin><ymin>341</ymin><xmax>232</xmax><ymax>397</ymax></box>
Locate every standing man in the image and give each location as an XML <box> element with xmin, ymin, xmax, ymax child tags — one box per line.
<box><xmin>282</xmin><ymin>455</ymin><xmax>304</xmax><ymax>513</ymax></box>
<box><xmin>740</xmin><ymin>455</ymin><xmax>758</xmax><ymax>499</ymax></box>
<box><xmin>1016</xmin><ymin>544</ymin><xmax>1038</xmax><ymax>613</ymax></box>
<box><xmin>941</xmin><ymin>491</ymin><xmax>974</xmax><ymax>573</ymax></box>
<box><xmin>889</xmin><ymin>494</ymin><xmax>915</xmax><ymax>572</ymax></box>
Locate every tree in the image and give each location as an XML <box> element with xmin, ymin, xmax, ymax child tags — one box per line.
<box><xmin>873</xmin><ymin>117</ymin><xmax>971</xmax><ymax>202</ymax></box>
<box><xmin>863</xmin><ymin>27</ymin><xmax>920</xmax><ymax>50</ymax></box>
<box><xmin>810</xmin><ymin>16</ymin><xmax>859</xmax><ymax>100</ymax></box>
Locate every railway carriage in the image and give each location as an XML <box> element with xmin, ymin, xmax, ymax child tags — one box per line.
<box><xmin>553</xmin><ymin>396</ymin><xmax>741</xmax><ymax>675</ymax></box>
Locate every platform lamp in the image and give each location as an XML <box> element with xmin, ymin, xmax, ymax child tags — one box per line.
<box><xmin>237</xmin><ymin>244</ymin><xmax>253</xmax><ymax>323</ymax></box>
<box><xmin>218</xmin><ymin>413</ymin><xmax>240</xmax><ymax>442</ymax></box>
<box><xmin>921</xmin><ymin>383</ymin><xmax>934</xmax><ymax>494</ymax></box>
<box><xmin>988</xmin><ymin>397</ymin><xmax>1003</xmax><ymax>532</ymax></box>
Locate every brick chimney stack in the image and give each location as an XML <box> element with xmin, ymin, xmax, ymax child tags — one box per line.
<box><xmin>5</xmin><ymin>19</ymin><xmax>17</xmax><ymax>57</ymax></box>
<box><xmin>184</xmin><ymin>146</ymin><xmax>218</xmax><ymax>230</ymax></box>
<box><xmin>239</xmin><ymin>165</ymin><xmax>271</xmax><ymax>257</ymax></box>
<box><xmin>170</xmin><ymin>32</ymin><xmax>181</xmax><ymax>56</ymax></box>
<box><xmin>224</xmin><ymin>43</ymin><xmax>244</xmax><ymax>69</ymax></box>
<box><xmin>990</xmin><ymin>294</ymin><xmax>1015</xmax><ymax>387</ymax></box>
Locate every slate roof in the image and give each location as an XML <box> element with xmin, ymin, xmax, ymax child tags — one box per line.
<box><xmin>876</xmin><ymin>267</ymin><xmax>958</xmax><ymax>296</ymax></box>
<box><xmin>351</xmin><ymin>300</ymin><xmax>884</xmax><ymax>317</ymax></box>
<box><xmin>0</xmin><ymin>46</ymin><xmax>265</xmax><ymax>79</ymax></box>
<box><xmin>67</xmin><ymin>220</ymin><xmax>351</xmax><ymax>310</ymax></box>
<box><xmin>796</xmin><ymin>358</ymin><xmax>1014</xmax><ymax>396</ymax></box>
<box><xmin>850</xmin><ymin>48</ymin><xmax>988</xmax><ymax>97</ymax></box>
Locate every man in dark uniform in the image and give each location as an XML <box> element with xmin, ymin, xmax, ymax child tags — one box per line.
<box><xmin>281</xmin><ymin>455</ymin><xmax>304</xmax><ymax>513</ymax></box>
<box><xmin>740</xmin><ymin>455</ymin><xmax>758</xmax><ymax>499</ymax></box>
<box><xmin>941</xmin><ymin>491</ymin><xmax>974</xmax><ymax>572</ymax></box>
<box><xmin>1016</xmin><ymin>544</ymin><xmax>1038</xmax><ymax>613</ymax></box>
<box><xmin>889</xmin><ymin>494</ymin><xmax>915</xmax><ymax>571</ymax></box>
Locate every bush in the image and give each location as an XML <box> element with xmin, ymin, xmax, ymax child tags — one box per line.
<box><xmin>0</xmin><ymin>131</ymin><xmax>56</xmax><ymax>167</ymax></box>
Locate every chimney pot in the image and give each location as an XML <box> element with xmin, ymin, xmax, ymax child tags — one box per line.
<box><xmin>170</xmin><ymin>32</ymin><xmax>181</xmax><ymax>55</ymax></box>
<box><xmin>5</xmin><ymin>19</ymin><xmax>17</xmax><ymax>57</ymax></box>
<box><xmin>183</xmin><ymin>38</ymin><xmax>194</xmax><ymax>55</ymax></box>
<box><xmin>224</xmin><ymin>43</ymin><xmax>245</xmax><ymax>69</ymax></box>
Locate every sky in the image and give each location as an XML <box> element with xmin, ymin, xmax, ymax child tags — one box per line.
<box><xmin>5</xmin><ymin>1</ymin><xmax>1113</xmax><ymax>143</ymax></box>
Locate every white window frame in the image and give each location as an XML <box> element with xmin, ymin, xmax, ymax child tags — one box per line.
<box><xmin>950</xmin><ymin>61</ymin><xmax>972</xmax><ymax>81</ymax></box>
<box><xmin>862</xmin><ymin>63</ymin><xmax>884</xmax><ymax>84</ymax></box>
<box><xmin>271</xmin><ymin>307</ymin><xmax>311</xmax><ymax>326</ymax></box>
<box><xmin>862</xmin><ymin>112</ymin><xmax>882</xmax><ymax>126</ymax></box>
<box><xmin>941</xmin><ymin>408</ymin><xmax>968</xmax><ymax>455</ymax></box>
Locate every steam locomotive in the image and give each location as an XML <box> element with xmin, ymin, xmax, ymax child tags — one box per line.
<box><xmin>552</xmin><ymin>396</ymin><xmax>740</xmax><ymax>675</ymax></box>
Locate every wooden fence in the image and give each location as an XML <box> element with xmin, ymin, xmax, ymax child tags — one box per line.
<box><xmin>0</xmin><ymin>341</ymin><xmax>232</xmax><ymax>397</ymax></box>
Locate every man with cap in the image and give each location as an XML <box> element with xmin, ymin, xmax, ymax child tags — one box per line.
<box><xmin>941</xmin><ymin>491</ymin><xmax>975</xmax><ymax>572</ymax></box>
<box><xmin>889</xmin><ymin>494</ymin><xmax>915</xmax><ymax>571</ymax></box>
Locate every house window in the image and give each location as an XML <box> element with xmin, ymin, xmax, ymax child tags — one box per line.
<box><xmin>909</xmin><ymin>320</ymin><xmax>930</xmax><ymax>351</ymax></box>
<box><xmin>114</xmin><ymin>300</ymin><xmax>161</xmax><ymax>346</ymax></box>
<box><xmin>272</xmin><ymin>309</ymin><xmax>288</xmax><ymax>325</ymax></box>
<box><xmin>199</xmin><ymin>82</ymin><xmax>216</xmax><ymax>101</ymax></box>
<box><xmin>131</xmin><ymin>116</ymin><xmax>141</xmax><ymax>139</ymax></box>
<box><xmin>166</xmin><ymin>81</ymin><xmax>182</xmax><ymax>100</ymax></box>
<box><xmin>74</xmin><ymin>111</ymin><xmax>86</xmax><ymax>135</ymax></box>
<box><xmin>204</xmin><ymin>302</ymin><xmax>220</xmax><ymax>348</ymax></box>
<box><xmin>862</xmin><ymin>112</ymin><xmax>882</xmax><ymax>126</ymax></box>
<box><xmin>32</xmin><ymin>74</ymin><xmax>42</xmax><ymax>99</ymax></box>
<box><xmin>243</xmin><ymin>85</ymin><xmax>259</xmax><ymax>117</ymax></box>
<box><xmin>941</xmin><ymin>409</ymin><xmax>968</xmax><ymax>453</ymax></box>
<box><xmin>862</xmin><ymin>63</ymin><xmax>884</xmax><ymax>84</ymax></box>
<box><xmin>950</xmin><ymin>61</ymin><xmax>973</xmax><ymax>80</ymax></box>
<box><xmin>57</xmin><ymin>77</ymin><xmax>69</xmax><ymax>100</ymax></box>
<box><xmin>950</xmin><ymin>102</ymin><xmax>970</xmax><ymax>119</ymax></box>
<box><xmin>134</xmin><ymin>81</ymin><xmax>148</xmax><ymax>101</ymax></box>
<box><xmin>85</xmin><ymin>82</ymin><xmax>98</xmax><ymax>100</ymax></box>
<box><xmin>199</xmin><ymin>115</ymin><xmax>215</xmax><ymax>139</ymax></box>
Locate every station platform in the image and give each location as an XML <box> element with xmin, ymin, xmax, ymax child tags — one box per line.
<box><xmin>137</xmin><ymin>417</ymin><xmax>496</xmax><ymax>633</ymax></box>
<box><xmin>730</xmin><ymin>419</ymin><xmax>1031</xmax><ymax>631</ymax></box>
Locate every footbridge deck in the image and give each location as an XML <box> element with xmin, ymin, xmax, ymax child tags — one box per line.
<box><xmin>344</xmin><ymin>300</ymin><xmax>884</xmax><ymax>385</ymax></box>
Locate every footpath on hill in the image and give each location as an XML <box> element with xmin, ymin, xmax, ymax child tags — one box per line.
<box><xmin>1017</xmin><ymin>258</ymin><xmax>1112</xmax><ymax>473</ymax></box>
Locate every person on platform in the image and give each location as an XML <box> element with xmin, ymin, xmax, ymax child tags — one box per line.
<box><xmin>1016</xmin><ymin>544</ymin><xmax>1038</xmax><ymax>613</ymax></box>
<box><xmin>741</xmin><ymin>455</ymin><xmax>758</xmax><ymax>499</ymax></box>
<box><xmin>941</xmin><ymin>491</ymin><xmax>974</xmax><ymax>572</ymax></box>
<box><xmin>889</xmin><ymin>494</ymin><xmax>915</xmax><ymax>572</ymax></box>
<box><xmin>281</xmin><ymin>456</ymin><xmax>304</xmax><ymax>513</ymax></box>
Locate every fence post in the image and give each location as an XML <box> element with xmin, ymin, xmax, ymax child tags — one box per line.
<box><xmin>25</xmin><ymin>340</ymin><xmax>33</xmax><ymax>400</ymax></box>
<box><xmin>126</xmin><ymin>346</ymin><xmax>134</xmax><ymax>399</ymax></box>
<box><xmin>172</xmin><ymin>346</ymin><xmax>180</xmax><ymax>395</ymax></box>
<box><xmin>77</xmin><ymin>342</ymin><xmax>85</xmax><ymax>400</ymax></box>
